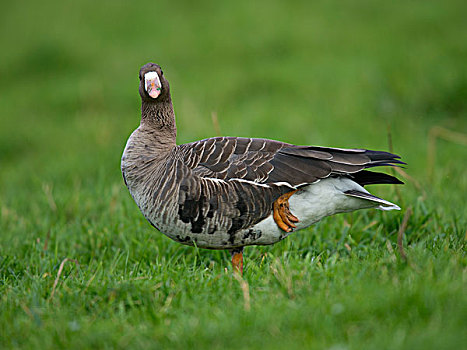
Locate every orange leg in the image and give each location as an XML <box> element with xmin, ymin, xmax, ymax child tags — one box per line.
<box><xmin>230</xmin><ymin>248</ymin><xmax>244</xmax><ymax>275</ymax></box>
<box><xmin>273</xmin><ymin>190</ymin><xmax>299</xmax><ymax>232</ymax></box>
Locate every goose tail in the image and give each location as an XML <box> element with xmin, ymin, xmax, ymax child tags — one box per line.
<box><xmin>344</xmin><ymin>189</ymin><xmax>401</xmax><ymax>211</ymax></box>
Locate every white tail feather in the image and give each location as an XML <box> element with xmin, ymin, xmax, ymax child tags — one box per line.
<box><xmin>344</xmin><ymin>190</ymin><xmax>401</xmax><ymax>211</ymax></box>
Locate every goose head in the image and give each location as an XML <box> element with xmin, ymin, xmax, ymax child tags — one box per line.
<box><xmin>138</xmin><ymin>62</ymin><xmax>170</xmax><ymax>101</ymax></box>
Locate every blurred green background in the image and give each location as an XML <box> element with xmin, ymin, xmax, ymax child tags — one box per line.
<box><xmin>1</xmin><ymin>0</ymin><xmax>466</xmax><ymax>349</ymax></box>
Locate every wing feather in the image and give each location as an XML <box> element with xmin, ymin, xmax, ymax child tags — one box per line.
<box><xmin>179</xmin><ymin>137</ymin><xmax>403</xmax><ymax>187</ymax></box>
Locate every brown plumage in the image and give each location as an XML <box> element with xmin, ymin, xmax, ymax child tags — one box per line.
<box><xmin>121</xmin><ymin>62</ymin><xmax>404</xmax><ymax>273</ymax></box>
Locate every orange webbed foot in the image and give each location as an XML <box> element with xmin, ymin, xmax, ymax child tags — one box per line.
<box><xmin>273</xmin><ymin>190</ymin><xmax>299</xmax><ymax>232</ymax></box>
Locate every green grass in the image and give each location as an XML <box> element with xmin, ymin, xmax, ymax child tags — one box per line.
<box><xmin>1</xmin><ymin>0</ymin><xmax>466</xmax><ymax>349</ymax></box>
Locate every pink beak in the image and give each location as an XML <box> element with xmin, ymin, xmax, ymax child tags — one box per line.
<box><xmin>144</xmin><ymin>72</ymin><xmax>162</xmax><ymax>99</ymax></box>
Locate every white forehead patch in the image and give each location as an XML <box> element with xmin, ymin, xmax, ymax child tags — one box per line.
<box><xmin>144</xmin><ymin>72</ymin><xmax>162</xmax><ymax>98</ymax></box>
<box><xmin>144</xmin><ymin>71</ymin><xmax>159</xmax><ymax>81</ymax></box>
<box><xmin>144</xmin><ymin>71</ymin><xmax>161</xmax><ymax>90</ymax></box>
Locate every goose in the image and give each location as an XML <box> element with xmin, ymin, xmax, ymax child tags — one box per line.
<box><xmin>121</xmin><ymin>63</ymin><xmax>404</xmax><ymax>274</ymax></box>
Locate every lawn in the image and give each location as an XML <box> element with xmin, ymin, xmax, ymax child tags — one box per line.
<box><xmin>1</xmin><ymin>0</ymin><xmax>466</xmax><ymax>349</ymax></box>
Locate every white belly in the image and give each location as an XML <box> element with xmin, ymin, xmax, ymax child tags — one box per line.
<box><xmin>249</xmin><ymin>177</ymin><xmax>383</xmax><ymax>245</ymax></box>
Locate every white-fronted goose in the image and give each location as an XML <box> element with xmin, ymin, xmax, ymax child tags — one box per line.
<box><xmin>121</xmin><ymin>63</ymin><xmax>404</xmax><ymax>274</ymax></box>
